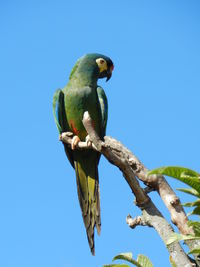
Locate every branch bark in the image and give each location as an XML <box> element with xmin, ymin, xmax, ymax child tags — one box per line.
<box><xmin>59</xmin><ymin>111</ymin><xmax>199</xmax><ymax>267</ymax></box>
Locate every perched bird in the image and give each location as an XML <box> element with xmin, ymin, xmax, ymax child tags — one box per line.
<box><xmin>53</xmin><ymin>53</ymin><xmax>114</xmax><ymax>255</ymax></box>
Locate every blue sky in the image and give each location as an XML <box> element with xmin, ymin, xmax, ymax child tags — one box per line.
<box><xmin>1</xmin><ymin>1</ymin><xmax>200</xmax><ymax>266</ymax></box>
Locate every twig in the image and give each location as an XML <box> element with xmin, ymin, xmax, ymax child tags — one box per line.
<box><xmin>126</xmin><ymin>214</ymin><xmax>151</xmax><ymax>228</ymax></box>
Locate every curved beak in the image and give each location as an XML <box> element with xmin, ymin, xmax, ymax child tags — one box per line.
<box><xmin>106</xmin><ymin>69</ymin><xmax>112</xmax><ymax>82</ymax></box>
<box><xmin>98</xmin><ymin>63</ymin><xmax>114</xmax><ymax>81</ymax></box>
<box><xmin>106</xmin><ymin>65</ymin><xmax>114</xmax><ymax>82</ymax></box>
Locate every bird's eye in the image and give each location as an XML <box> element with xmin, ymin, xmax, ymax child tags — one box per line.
<box><xmin>96</xmin><ymin>58</ymin><xmax>107</xmax><ymax>73</ymax></box>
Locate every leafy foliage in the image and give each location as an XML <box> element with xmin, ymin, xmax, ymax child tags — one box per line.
<box><xmin>137</xmin><ymin>255</ymin><xmax>154</xmax><ymax>267</ymax></box>
<box><xmin>183</xmin><ymin>199</ymin><xmax>200</xmax><ymax>207</ymax></box>
<box><xmin>188</xmin><ymin>221</ymin><xmax>200</xmax><ymax>236</ymax></box>
<box><xmin>166</xmin><ymin>233</ymin><xmax>199</xmax><ymax>245</ymax></box>
<box><xmin>104</xmin><ymin>166</ymin><xmax>200</xmax><ymax>267</ymax></box>
<box><xmin>148</xmin><ymin>166</ymin><xmax>200</xmax><ymax>194</ymax></box>
<box><xmin>177</xmin><ymin>187</ymin><xmax>200</xmax><ymax>198</ymax></box>
<box><xmin>103</xmin><ymin>253</ymin><xmax>153</xmax><ymax>267</ymax></box>
<box><xmin>148</xmin><ymin>166</ymin><xmax>200</xmax><ymax>256</ymax></box>
<box><xmin>188</xmin><ymin>248</ymin><xmax>200</xmax><ymax>255</ymax></box>
<box><xmin>148</xmin><ymin>166</ymin><xmax>200</xmax><ymax>216</ymax></box>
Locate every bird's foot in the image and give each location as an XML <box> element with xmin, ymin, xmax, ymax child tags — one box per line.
<box><xmin>59</xmin><ymin>132</ymin><xmax>73</xmax><ymax>141</ymax></box>
<box><xmin>71</xmin><ymin>135</ymin><xmax>80</xmax><ymax>150</ymax></box>
<box><xmin>85</xmin><ymin>135</ymin><xmax>92</xmax><ymax>147</ymax></box>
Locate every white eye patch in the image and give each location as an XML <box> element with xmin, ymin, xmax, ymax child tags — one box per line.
<box><xmin>96</xmin><ymin>58</ymin><xmax>108</xmax><ymax>73</ymax></box>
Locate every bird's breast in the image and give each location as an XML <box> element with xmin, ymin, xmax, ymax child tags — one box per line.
<box><xmin>64</xmin><ymin>86</ymin><xmax>100</xmax><ymax>140</ymax></box>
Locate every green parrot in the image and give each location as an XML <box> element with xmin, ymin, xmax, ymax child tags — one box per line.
<box><xmin>53</xmin><ymin>54</ymin><xmax>114</xmax><ymax>255</ymax></box>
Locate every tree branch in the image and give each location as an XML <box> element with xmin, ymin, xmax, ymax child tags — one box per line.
<box><xmin>59</xmin><ymin>111</ymin><xmax>198</xmax><ymax>266</ymax></box>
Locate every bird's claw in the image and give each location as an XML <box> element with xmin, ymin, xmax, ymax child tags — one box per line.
<box><xmin>71</xmin><ymin>135</ymin><xmax>80</xmax><ymax>150</ymax></box>
<box><xmin>85</xmin><ymin>135</ymin><xmax>92</xmax><ymax>147</ymax></box>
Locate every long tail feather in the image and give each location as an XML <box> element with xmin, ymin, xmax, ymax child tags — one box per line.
<box><xmin>74</xmin><ymin>152</ymin><xmax>101</xmax><ymax>255</ymax></box>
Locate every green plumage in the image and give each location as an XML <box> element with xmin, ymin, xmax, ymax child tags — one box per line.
<box><xmin>53</xmin><ymin>54</ymin><xmax>113</xmax><ymax>255</ymax></box>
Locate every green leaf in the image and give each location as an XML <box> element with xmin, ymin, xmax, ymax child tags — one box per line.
<box><xmin>113</xmin><ymin>253</ymin><xmax>133</xmax><ymax>262</ymax></box>
<box><xmin>148</xmin><ymin>166</ymin><xmax>199</xmax><ymax>179</ymax></box>
<box><xmin>183</xmin><ymin>199</ymin><xmax>200</xmax><ymax>207</ymax></box>
<box><xmin>188</xmin><ymin>221</ymin><xmax>200</xmax><ymax>236</ymax></box>
<box><xmin>137</xmin><ymin>254</ymin><xmax>153</xmax><ymax>267</ymax></box>
<box><xmin>169</xmin><ymin>256</ymin><xmax>178</xmax><ymax>267</ymax></box>
<box><xmin>190</xmin><ymin>206</ymin><xmax>200</xmax><ymax>216</ymax></box>
<box><xmin>188</xmin><ymin>248</ymin><xmax>200</xmax><ymax>255</ymax></box>
<box><xmin>113</xmin><ymin>253</ymin><xmax>142</xmax><ymax>267</ymax></box>
<box><xmin>103</xmin><ymin>264</ymin><xmax>131</xmax><ymax>267</ymax></box>
<box><xmin>148</xmin><ymin>166</ymin><xmax>200</xmax><ymax>193</ymax></box>
<box><xmin>177</xmin><ymin>187</ymin><xmax>200</xmax><ymax>198</ymax></box>
<box><xmin>167</xmin><ymin>233</ymin><xmax>200</xmax><ymax>245</ymax></box>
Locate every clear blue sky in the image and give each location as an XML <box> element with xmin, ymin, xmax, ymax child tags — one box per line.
<box><xmin>1</xmin><ymin>1</ymin><xmax>200</xmax><ymax>266</ymax></box>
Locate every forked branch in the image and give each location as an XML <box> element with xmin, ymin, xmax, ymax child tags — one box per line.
<box><xmin>59</xmin><ymin>111</ymin><xmax>199</xmax><ymax>267</ymax></box>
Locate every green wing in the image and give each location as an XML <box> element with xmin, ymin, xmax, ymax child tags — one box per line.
<box><xmin>53</xmin><ymin>89</ymin><xmax>74</xmax><ymax>168</ymax></box>
<box><xmin>97</xmin><ymin>86</ymin><xmax>108</xmax><ymax>137</ymax></box>
<box><xmin>53</xmin><ymin>86</ymin><xmax>108</xmax><ymax>138</ymax></box>
<box><xmin>53</xmin><ymin>89</ymin><xmax>67</xmax><ymax>133</ymax></box>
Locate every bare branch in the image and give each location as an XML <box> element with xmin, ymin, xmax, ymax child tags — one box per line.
<box><xmin>126</xmin><ymin>207</ymin><xmax>196</xmax><ymax>267</ymax></box>
<box><xmin>126</xmin><ymin>214</ymin><xmax>151</xmax><ymax>228</ymax></box>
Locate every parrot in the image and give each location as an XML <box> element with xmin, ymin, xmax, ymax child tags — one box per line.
<box><xmin>52</xmin><ymin>53</ymin><xmax>114</xmax><ymax>255</ymax></box>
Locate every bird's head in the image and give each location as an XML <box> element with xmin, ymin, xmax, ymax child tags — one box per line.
<box><xmin>94</xmin><ymin>54</ymin><xmax>114</xmax><ymax>81</ymax></box>
<box><xmin>76</xmin><ymin>53</ymin><xmax>114</xmax><ymax>82</ymax></box>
